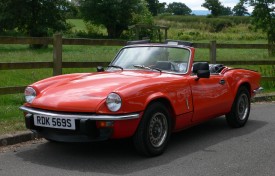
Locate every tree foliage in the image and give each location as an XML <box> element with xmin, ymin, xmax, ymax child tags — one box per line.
<box><xmin>202</xmin><ymin>0</ymin><xmax>223</xmax><ymax>16</ymax></box>
<box><xmin>145</xmin><ymin>0</ymin><xmax>159</xmax><ymax>16</ymax></box>
<box><xmin>158</xmin><ymin>2</ymin><xmax>167</xmax><ymax>14</ymax></box>
<box><xmin>202</xmin><ymin>0</ymin><xmax>232</xmax><ymax>16</ymax></box>
<box><xmin>167</xmin><ymin>2</ymin><xmax>192</xmax><ymax>15</ymax></box>
<box><xmin>249</xmin><ymin>0</ymin><xmax>275</xmax><ymax>55</ymax></box>
<box><xmin>233</xmin><ymin>0</ymin><xmax>250</xmax><ymax>16</ymax></box>
<box><xmin>221</xmin><ymin>6</ymin><xmax>233</xmax><ymax>16</ymax></box>
<box><xmin>0</xmin><ymin>0</ymin><xmax>74</xmax><ymax>37</ymax></box>
<box><xmin>80</xmin><ymin>0</ymin><xmax>152</xmax><ymax>38</ymax></box>
<box><xmin>132</xmin><ymin>1</ymin><xmax>154</xmax><ymax>25</ymax></box>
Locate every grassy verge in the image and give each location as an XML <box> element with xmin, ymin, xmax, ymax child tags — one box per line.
<box><xmin>0</xmin><ymin>94</ymin><xmax>25</xmax><ymax>135</ymax></box>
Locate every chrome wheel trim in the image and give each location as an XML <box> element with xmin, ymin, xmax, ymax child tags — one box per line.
<box><xmin>237</xmin><ymin>93</ymin><xmax>249</xmax><ymax>121</ymax></box>
<box><xmin>148</xmin><ymin>112</ymin><xmax>168</xmax><ymax>148</ymax></box>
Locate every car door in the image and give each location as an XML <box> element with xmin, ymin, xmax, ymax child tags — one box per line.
<box><xmin>190</xmin><ymin>74</ymin><xmax>232</xmax><ymax>123</ymax></box>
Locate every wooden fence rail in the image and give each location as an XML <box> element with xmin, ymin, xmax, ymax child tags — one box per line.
<box><xmin>0</xmin><ymin>34</ymin><xmax>274</xmax><ymax>95</ymax></box>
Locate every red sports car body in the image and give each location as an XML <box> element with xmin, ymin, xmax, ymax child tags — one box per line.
<box><xmin>20</xmin><ymin>40</ymin><xmax>262</xmax><ymax>156</ymax></box>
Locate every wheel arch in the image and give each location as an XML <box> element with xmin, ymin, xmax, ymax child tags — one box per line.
<box><xmin>228</xmin><ymin>81</ymin><xmax>251</xmax><ymax>111</ymax></box>
<box><xmin>144</xmin><ymin>96</ymin><xmax>176</xmax><ymax>130</ymax></box>
<box><xmin>226</xmin><ymin>82</ymin><xmax>251</xmax><ymax>128</ymax></box>
<box><xmin>133</xmin><ymin>97</ymin><xmax>174</xmax><ymax>156</ymax></box>
<box><xmin>236</xmin><ymin>82</ymin><xmax>251</xmax><ymax>98</ymax></box>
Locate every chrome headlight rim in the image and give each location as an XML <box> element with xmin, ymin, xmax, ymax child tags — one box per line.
<box><xmin>106</xmin><ymin>93</ymin><xmax>122</xmax><ymax>112</ymax></box>
<box><xmin>24</xmin><ymin>87</ymin><xmax>36</xmax><ymax>103</ymax></box>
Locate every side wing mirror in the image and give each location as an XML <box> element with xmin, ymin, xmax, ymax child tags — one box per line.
<box><xmin>197</xmin><ymin>70</ymin><xmax>210</xmax><ymax>78</ymax></box>
<box><xmin>192</xmin><ymin>62</ymin><xmax>210</xmax><ymax>80</ymax></box>
<box><xmin>97</xmin><ymin>66</ymin><xmax>104</xmax><ymax>72</ymax></box>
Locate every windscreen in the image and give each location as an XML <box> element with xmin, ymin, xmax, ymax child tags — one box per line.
<box><xmin>109</xmin><ymin>46</ymin><xmax>191</xmax><ymax>73</ymax></box>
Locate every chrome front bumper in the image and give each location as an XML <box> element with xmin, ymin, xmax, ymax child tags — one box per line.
<box><xmin>19</xmin><ymin>106</ymin><xmax>140</xmax><ymax>121</ymax></box>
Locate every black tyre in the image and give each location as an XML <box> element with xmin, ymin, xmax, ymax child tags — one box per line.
<box><xmin>45</xmin><ymin>138</ymin><xmax>58</xmax><ymax>143</ymax></box>
<box><xmin>226</xmin><ymin>86</ymin><xmax>250</xmax><ymax>128</ymax></box>
<box><xmin>133</xmin><ymin>102</ymin><xmax>171</xmax><ymax>157</ymax></box>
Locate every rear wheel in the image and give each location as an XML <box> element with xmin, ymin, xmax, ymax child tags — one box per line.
<box><xmin>133</xmin><ymin>102</ymin><xmax>171</xmax><ymax>157</ymax></box>
<box><xmin>226</xmin><ymin>86</ymin><xmax>250</xmax><ymax>128</ymax></box>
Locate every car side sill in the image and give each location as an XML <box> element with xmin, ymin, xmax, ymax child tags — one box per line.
<box><xmin>19</xmin><ymin>106</ymin><xmax>140</xmax><ymax>121</ymax></box>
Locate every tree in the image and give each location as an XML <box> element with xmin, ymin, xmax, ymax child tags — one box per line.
<box><xmin>146</xmin><ymin>0</ymin><xmax>159</xmax><ymax>16</ymax></box>
<box><xmin>80</xmin><ymin>0</ymin><xmax>151</xmax><ymax>38</ymax></box>
<box><xmin>221</xmin><ymin>6</ymin><xmax>233</xmax><ymax>16</ymax></box>
<box><xmin>158</xmin><ymin>2</ymin><xmax>167</xmax><ymax>14</ymax></box>
<box><xmin>249</xmin><ymin>0</ymin><xmax>275</xmax><ymax>56</ymax></box>
<box><xmin>0</xmin><ymin>0</ymin><xmax>74</xmax><ymax>37</ymax></box>
<box><xmin>202</xmin><ymin>0</ymin><xmax>233</xmax><ymax>16</ymax></box>
<box><xmin>167</xmin><ymin>2</ymin><xmax>192</xmax><ymax>15</ymax></box>
<box><xmin>132</xmin><ymin>0</ymin><xmax>154</xmax><ymax>25</ymax></box>
<box><xmin>202</xmin><ymin>0</ymin><xmax>223</xmax><ymax>16</ymax></box>
<box><xmin>233</xmin><ymin>0</ymin><xmax>250</xmax><ymax>16</ymax></box>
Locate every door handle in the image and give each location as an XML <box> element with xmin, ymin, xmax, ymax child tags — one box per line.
<box><xmin>219</xmin><ymin>79</ymin><xmax>226</xmax><ymax>85</ymax></box>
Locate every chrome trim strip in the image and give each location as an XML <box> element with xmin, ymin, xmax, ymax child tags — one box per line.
<box><xmin>185</xmin><ymin>98</ymin><xmax>190</xmax><ymax>110</ymax></box>
<box><xmin>253</xmin><ymin>87</ymin><xmax>264</xmax><ymax>94</ymax></box>
<box><xmin>19</xmin><ymin>106</ymin><xmax>140</xmax><ymax>121</ymax></box>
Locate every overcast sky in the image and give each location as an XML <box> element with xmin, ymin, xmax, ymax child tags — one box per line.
<box><xmin>158</xmin><ymin>0</ymin><xmax>242</xmax><ymax>10</ymax></box>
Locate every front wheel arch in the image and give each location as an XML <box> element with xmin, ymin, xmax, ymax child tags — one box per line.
<box><xmin>144</xmin><ymin>97</ymin><xmax>176</xmax><ymax>128</ymax></box>
<box><xmin>133</xmin><ymin>101</ymin><xmax>172</xmax><ymax>156</ymax></box>
<box><xmin>145</xmin><ymin>98</ymin><xmax>176</xmax><ymax>129</ymax></box>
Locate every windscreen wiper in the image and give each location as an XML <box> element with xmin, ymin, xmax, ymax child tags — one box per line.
<box><xmin>108</xmin><ymin>65</ymin><xmax>124</xmax><ymax>70</ymax></box>
<box><xmin>133</xmin><ymin>65</ymin><xmax>162</xmax><ymax>72</ymax></box>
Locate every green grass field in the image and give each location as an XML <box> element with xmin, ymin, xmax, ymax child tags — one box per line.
<box><xmin>0</xmin><ymin>17</ymin><xmax>274</xmax><ymax>135</ymax></box>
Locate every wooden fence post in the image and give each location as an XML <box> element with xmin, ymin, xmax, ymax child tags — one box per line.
<box><xmin>158</xmin><ymin>28</ymin><xmax>161</xmax><ymax>42</ymax></box>
<box><xmin>53</xmin><ymin>33</ymin><xmax>62</xmax><ymax>76</ymax></box>
<box><xmin>210</xmin><ymin>40</ymin><xmax>217</xmax><ymax>64</ymax></box>
<box><xmin>164</xmin><ymin>29</ymin><xmax>168</xmax><ymax>40</ymax></box>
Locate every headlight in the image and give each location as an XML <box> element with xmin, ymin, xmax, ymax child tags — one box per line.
<box><xmin>24</xmin><ymin>87</ymin><xmax>36</xmax><ymax>103</ymax></box>
<box><xmin>106</xmin><ymin>93</ymin><xmax>122</xmax><ymax>112</ymax></box>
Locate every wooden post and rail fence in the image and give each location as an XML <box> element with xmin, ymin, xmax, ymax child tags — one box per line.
<box><xmin>0</xmin><ymin>34</ymin><xmax>274</xmax><ymax>95</ymax></box>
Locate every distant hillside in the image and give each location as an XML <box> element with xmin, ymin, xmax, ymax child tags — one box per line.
<box><xmin>192</xmin><ymin>10</ymin><xmax>210</xmax><ymax>16</ymax></box>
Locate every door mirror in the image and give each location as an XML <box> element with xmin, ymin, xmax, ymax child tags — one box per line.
<box><xmin>192</xmin><ymin>62</ymin><xmax>209</xmax><ymax>74</ymax></box>
<box><xmin>197</xmin><ymin>70</ymin><xmax>210</xmax><ymax>78</ymax></box>
<box><xmin>97</xmin><ymin>66</ymin><xmax>104</xmax><ymax>72</ymax></box>
<box><xmin>192</xmin><ymin>62</ymin><xmax>210</xmax><ymax>80</ymax></box>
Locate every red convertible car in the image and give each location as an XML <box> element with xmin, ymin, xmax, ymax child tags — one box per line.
<box><xmin>20</xmin><ymin>40</ymin><xmax>262</xmax><ymax>156</ymax></box>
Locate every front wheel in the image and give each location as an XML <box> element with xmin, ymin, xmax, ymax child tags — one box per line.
<box><xmin>133</xmin><ymin>102</ymin><xmax>171</xmax><ymax>157</ymax></box>
<box><xmin>226</xmin><ymin>86</ymin><xmax>250</xmax><ymax>128</ymax></box>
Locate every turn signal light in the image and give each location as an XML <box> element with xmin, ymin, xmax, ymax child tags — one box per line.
<box><xmin>96</xmin><ymin>121</ymin><xmax>114</xmax><ymax>128</ymax></box>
